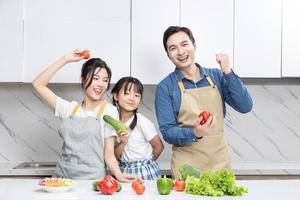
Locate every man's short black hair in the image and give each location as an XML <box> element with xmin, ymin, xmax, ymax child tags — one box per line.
<box><xmin>163</xmin><ymin>26</ymin><xmax>196</xmax><ymax>52</ymax></box>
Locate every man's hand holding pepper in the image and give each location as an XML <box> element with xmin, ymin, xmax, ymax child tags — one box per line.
<box><xmin>193</xmin><ymin>115</ymin><xmax>216</xmax><ymax>138</ymax></box>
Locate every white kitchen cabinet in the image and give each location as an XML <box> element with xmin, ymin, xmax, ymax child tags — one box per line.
<box><xmin>234</xmin><ymin>0</ymin><xmax>281</xmax><ymax>77</ymax></box>
<box><xmin>0</xmin><ymin>0</ymin><xmax>23</xmax><ymax>82</ymax></box>
<box><xmin>23</xmin><ymin>20</ymin><xmax>130</xmax><ymax>83</ymax></box>
<box><xmin>23</xmin><ymin>0</ymin><xmax>130</xmax><ymax>83</ymax></box>
<box><xmin>181</xmin><ymin>0</ymin><xmax>234</xmax><ymax>69</ymax></box>
<box><xmin>131</xmin><ymin>0</ymin><xmax>180</xmax><ymax>84</ymax></box>
<box><xmin>282</xmin><ymin>0</ymin><xmax>300</xmax><ymax>77</ymax></box>
<box><xmin>24</xmin><ymin>0</ymin><xmax>130</xmax><ymax>21</ymax></box>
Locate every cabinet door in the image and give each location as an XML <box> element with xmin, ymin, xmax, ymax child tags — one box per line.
<box><xmin>131</xmin><ymin>0</ymin><xmax>180</xmax><ymax>84</ymax></box>
<box><xmin>0</xmin><ymin>0</ymin><xmax>23</xmax><ymax>82</ymax></box>
<box><xmin>234</xmin><ymin>0</ymin><xmax>281</xmax><ymax>77</ymax></box>
<box><xmin>181</xmin><ymin>0</ymin><xmax>234</xmax><ymax>69</ymax></box>
<box><xmin>282</xmin><ymin>0</ymin><xmax>300</xmax><ymax>77</ymax></box>
<box><xmin>24</xmin><ymin>0</ymin><xmax>130</xmax><ymax>21</ymax></box>
<box><xmin>23</xmin><ymin>0</ymin><xmax>130</xmax><ymax>83</ymax></box>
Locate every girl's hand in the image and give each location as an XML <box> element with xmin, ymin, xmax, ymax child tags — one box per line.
<box><xmin>115</xmin><ymin>173</ymin><xmax>143</xmax><ymax>183</ymax></box>
<box><xmin>118</xmin><ymin>131</ymin><xmax>129</xmax><ymax>145</ymax></box>
<box><xmin>193</xmin><ymin>115</ymin><xmax>216</xmax><ymax>138</ymax></box>
<box><xmin>63</xmin><ymin>49</ymin><xmax>84</xmax><ymax>63</ymax></box>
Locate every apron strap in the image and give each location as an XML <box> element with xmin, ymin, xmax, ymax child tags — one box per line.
<box><xmin>205</xmin><ymin>76</ymin><xmax>215</xmax><ymax>86</ymax></box>
<box><xmin>178</xmin><ymin>80</ymin><xmax>185</xmax><ymax>93</ymax></box>
<box><xmin>70</xmin><ymin>104</ymin><xmax>80</xmax><ymax>118</ymax></box>
<box><xmin>177</xmin><ymin>75</ymin><xmax>215</xmax><ymax>92</ymax></box>
<box><xmin>96</xmin><ymin>100</ymin><xmax>107</xmax><ymax>119</ymax></box>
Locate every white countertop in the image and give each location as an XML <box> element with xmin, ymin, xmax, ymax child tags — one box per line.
<box><xmin>0</xmin><ymin>178</ymin><xmax>300</xmax><ymax>200</ymax></box>
<box><xmin>2</xmin><ymin>162</ymin><xmax>300</xmax><ymax>176</ymax></box>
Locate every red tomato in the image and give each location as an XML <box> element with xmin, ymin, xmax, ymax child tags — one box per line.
<box><xmin>134</xmin><ymin>183</ymin><xmax>145</xmax><ymax>195</ymax></box>
<box><xmin>80</xmin><ymin>50</ymin><xmax>90</xmax><ymax>59</ymax></box>
<box><xmin>131</xmin><ymin>181</ymin><xmax>139</xmax><ymax>190</ymax></box>
<box><xmin>174</xmin><ymin>180</ymin><xmax>185</xmax><ymax>192</ymax></box>
<box><xmin>199</xmin><ymin>111</ymin><xmax>212</xmax><ymax>125</ymax></box>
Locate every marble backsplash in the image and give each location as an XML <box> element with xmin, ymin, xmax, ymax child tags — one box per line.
<box><xmin>0</xmin><ymin>81</ymin><xmax>300</xmax><ymax>174</ymax></box>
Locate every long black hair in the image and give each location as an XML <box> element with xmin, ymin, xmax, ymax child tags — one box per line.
<box><xmin>111</xmin><ymin>77</ymin><xmax>144</xmax><ymax>130</ymax></box>
<box><xmin>81</xmin><ymin>58</ymin><xmax>112</xmax><ymax>90</ymax></box>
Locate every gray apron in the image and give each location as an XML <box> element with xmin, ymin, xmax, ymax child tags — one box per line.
<box><xmin>172</xmin><ymin>76</ymin><xmax>231</xmax><ymax>179</ymax></box>
<box><xmin>54</xmin><ymin>101</ymin><xmax>107</xmax><ymax>180</ymax></box>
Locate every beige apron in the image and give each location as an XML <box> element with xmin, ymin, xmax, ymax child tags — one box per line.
<box><xmin>171</xmin><ymin>76</ymin><xmax>231</xmax><ymax>179</ymax></box>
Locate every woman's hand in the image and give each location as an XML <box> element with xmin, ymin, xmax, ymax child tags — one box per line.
<box><xmin>115</xmin><ymin>173</ymin><xmax>144</xmax><ymax>183</ymax></box>
<box><xmin>63</xmin><ymin>49</ymin><xmax>85</xmax><ymax>63</ymax></box>
<box><xmin>193</xmin><ymin>115</ymin><xmax>216</xmax><ymax>138</ymax></box>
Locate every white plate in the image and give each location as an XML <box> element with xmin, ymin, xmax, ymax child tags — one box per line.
<box><xmin>41</xmin><ymin>185</ymin><xmax>75</xmax><ymax>193</ymax></box>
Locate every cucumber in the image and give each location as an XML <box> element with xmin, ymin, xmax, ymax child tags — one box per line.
<box><xmin>103</xmin><ymin>115</ymin><xmax>128</xmax><ymax>133</ymax></box>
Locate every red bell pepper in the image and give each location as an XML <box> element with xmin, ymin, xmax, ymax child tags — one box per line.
<box><xmin>97</xmin><ymin>175</ymin><xmax>118</xmax><ymax>195</ymax></box>
<box><xmin>199</xmin><ymin>111</ymin><xmax>212</xmax><ymax>125</ymax></box>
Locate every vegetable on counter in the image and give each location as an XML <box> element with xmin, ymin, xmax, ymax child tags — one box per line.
<box><xmin>184</xmin><ymin>169</ymin><xmax>248</xmax><ymax>196</ymax></box>
<box><xmin>97</xmin><ymin>175</ymin><xmax>118</xmax><ymax>195</ymax></box>
<box><xmin>93</xmin><ymin>179</ymin><xmax>122</xmax><ymax>193</ymax></box>
<box><xmin>92</xmin><ymin>180</ymin><xmax>101</xmax><ymax>191</ymax></box>
<box><xmin>173</xmin><ymin>180</ymin><xmax>185</xmax><ymax>192</ymax></box>
<box><xmin>132</xmin><ymin>181</ymin><xmax>145</xmax><ymax>195</ymax></box>
<box><xmin>116</xmin><ymin>182</ymin><xmax>122</xmax><ymax>192</ymax></box>
<box><xmin>103</xmin><ymin>115</ymin><xmax>128</xmax><ymax>135</ymax></box>
<box><xmin>157</xmin><ymin>176</ymin><xmax>173</xmax><ymax>195</ymax></box>
<box><xmin>179</xmin><ymin>164</ymin><xmax>200</xmax><ymax>180</ymax></box>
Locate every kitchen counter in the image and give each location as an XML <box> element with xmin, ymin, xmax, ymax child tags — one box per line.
<box><xmin>2</xmin><ymin>162</ymin><xmax>300</xmax><ymax>176</ymax></box>
<box><xmin>1</xmin><ymin>178</ymin><xmax>300</xmax><ymax>200</ymax></box>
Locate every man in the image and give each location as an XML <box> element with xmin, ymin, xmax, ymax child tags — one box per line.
<box><xmin>155</xmin><ymin>26</ymin><xmax>253</xmax><ymax>179</ymax></box>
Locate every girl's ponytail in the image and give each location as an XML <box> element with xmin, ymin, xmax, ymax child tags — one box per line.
<box><xmin>129</xmin><ymin>111</ymin><xmax>138</xmax><ymax>130</ymax></box>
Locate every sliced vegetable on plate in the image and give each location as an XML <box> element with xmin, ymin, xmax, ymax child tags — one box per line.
<box><xmin>38</xmin><ymin>177</ymin><xmax>76</xmax><ymax>192</ymax></box>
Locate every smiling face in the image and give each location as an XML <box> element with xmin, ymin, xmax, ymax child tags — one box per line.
<box><xmin>84</xmin><ymin>67</ymin><xmax>109</xmax><ymax>102</ymax></box>
<box><xmin>166</xmin><ymin>31</ymin><xmax>196</xmax><ymax>70</ymax></box>
<box><xmin>113</xmin><ymin>82</ymin><xmax>141</xmax><ymax>113</ymax></box>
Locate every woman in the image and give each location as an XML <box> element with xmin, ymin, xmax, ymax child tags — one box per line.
<box><xmin>32</xmin><ymin>49</ymin><xmax>138</xmax><ymax>181</ymax></box>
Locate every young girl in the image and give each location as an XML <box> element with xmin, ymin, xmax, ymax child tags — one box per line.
<box><xmin>111</xmin><ymin>77</ymin><xmax>164</xmax><ymax>180</ymax></box>
<box><xmin>32</xmin><ymin>50</ymin><xmax>138</xmax><ymax>181</ymax></box>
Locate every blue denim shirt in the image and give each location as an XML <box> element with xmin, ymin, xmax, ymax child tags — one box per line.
<box><xmin>154</xmin><ymin>64</ymin><xmax>253</xmax><ymax>145</ymax></box>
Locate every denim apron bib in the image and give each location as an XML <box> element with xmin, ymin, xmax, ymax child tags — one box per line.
<box><xmin>54</xmin><ymin>101</ymin><xmax>107</xmax><ymax>180</ymax></box>
<box><xmin>171</xmin><ymin>76</ymin><xmax>230</xmax><ymax>179</ymax></box>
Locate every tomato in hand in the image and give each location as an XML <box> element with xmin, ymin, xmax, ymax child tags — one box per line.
<box><xmin>80</xmin><ymin>50</ymin><xmax>90</xmax><ymax>59</ymax></box>
<box><xmin>199</xmin><ymin>111</ymin><xmax>212</xmax><ymax>125</ymax></box>
<box><xmin>173</xmin><ymin>180</ymin><xmax>185</xmax><ymax>192</ymax></box>
<box><xmin>133</xmin><ymin>183</ymin><xmax>145</xmax><ymax>195</ymax></box>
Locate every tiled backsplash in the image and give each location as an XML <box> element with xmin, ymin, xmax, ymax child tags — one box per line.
<box><xmin>0</xmin><ymin>82</ymin><xmax>300</xmax><ymax>173</ymax></box>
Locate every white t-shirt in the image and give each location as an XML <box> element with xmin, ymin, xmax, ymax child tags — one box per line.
<box><xmin>121</xmin><ymin>113</ymin><xmax>158</xmax><ymax>161</ymax></box>
<box><xmin>55</xmin><ymin>96</ymin><xmax>118</xmax><ymax>140</ymax></box>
